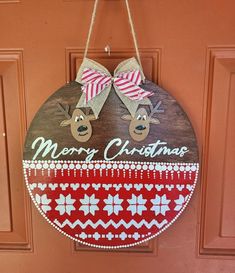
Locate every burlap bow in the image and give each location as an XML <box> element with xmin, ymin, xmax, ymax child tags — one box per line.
<box><xmin>75</xmin><ymin>58</ymin><xmax>152</xmax><ymax>118</ymax></box>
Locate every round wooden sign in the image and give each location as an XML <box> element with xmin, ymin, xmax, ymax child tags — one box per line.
<box><xmin>23</xmin><ymin>59</ymin><xmax>199</xmax><ymax>249</ymax></box>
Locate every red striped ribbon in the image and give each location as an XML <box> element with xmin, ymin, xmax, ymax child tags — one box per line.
<box><xmin>81</xmin><ymin>68</ymin><xmax>152</xmax><ymax>102</ymax></box>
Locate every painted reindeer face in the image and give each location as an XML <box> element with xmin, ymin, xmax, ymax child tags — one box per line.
<box><xmin>58</xmin><ymin>104</ymin><xmax>96</xmax><ymax>142</ymax></box>
<box><xmin>121</xmin><ymin>102</ymin><xmax>163</xmax><ymax>142</ymax></box>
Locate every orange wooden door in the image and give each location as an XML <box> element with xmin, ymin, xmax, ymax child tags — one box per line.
<box><xmin>0</xmin><ymin>0</ymin><xmax>235</xmax><ymax>272</ymax></box>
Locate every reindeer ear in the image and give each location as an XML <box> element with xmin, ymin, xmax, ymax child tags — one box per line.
<box><xmin>60</xmin><ymin>119</ymin><xmax>71</xmax><ymax>127</ymax></box>
<box><xmin>88</xmin><ymin>114</ymin><xmax>97</xmax><ymax>121</ymax></box>
<box><xmin>121</xmin><ymin>114</ymin><xmax>132</xmax><ymax>121</ymax></box>
<box><xmin>150</xmin><ymin>117</ymin><xmax>160</xmax><ymax>124</ymax></box>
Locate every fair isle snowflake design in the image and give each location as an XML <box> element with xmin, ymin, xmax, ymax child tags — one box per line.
<box><xmin>174</xmin><ymin>194</ymin><xmax>189</xmax><ymax>211</ymax></box>
<box><xmin>55</xmin><ymin>194</ymin><xmax>76</xmax><ymax>215</ymax></box>
<box><xmin>127</xmin><ymin>194</ymin><xmax>147</xmax><ymax>215</ymax></box>
<box><xmin>35</xmin><ymin>194</ymin><xmax>51</xmax><ymax>213</ymax></box>
<box><xmin>151</xmin><ymin>194</ymin><xmax>170</xmax><ymax>216</ymax></box>
<box><xmin>104</xmin><ymin>194</ymin><xmax>123</xmax><ymax>216</ymax></box>
<box><xmin>23</xmin><ymin>160</ymin><xmax>199</xmax><ymax>249</ymax></box>
<box><xmin>79</xmin><ymin>194</ymin><xmax>99</xmax><ymax>216</ymax></box>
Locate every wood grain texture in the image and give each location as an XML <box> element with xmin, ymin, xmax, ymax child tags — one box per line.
<box><xmin>23</xmin><ymin>80</ymin><xmax>199</xmax><ymax>164</ymax></box>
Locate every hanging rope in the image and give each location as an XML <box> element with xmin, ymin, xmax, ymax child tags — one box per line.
<box><xmin>83</xmin><ymin>0</ymin><xmax>99</xmax><ymax>60</ymax></box>
<box><xmin>124</xmin><ymin>0</ymin><xmax>142</xmax><ymax>70</ymax></box>
<box><xmin>83</xmin><ymin>0</ymin><xmax>143</xmax><ymax>71</ymax></box>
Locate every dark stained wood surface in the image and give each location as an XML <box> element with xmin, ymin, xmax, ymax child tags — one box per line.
<box><xmin>24</xmin><ymin>80</ymin><xmax>199</xmax><ymax>163</ymax></box>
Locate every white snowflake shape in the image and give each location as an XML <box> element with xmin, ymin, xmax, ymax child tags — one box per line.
<box><xmin>104</xmin><ymin>194</ymin><xmax>123</xmax><ymax>215</ymax></box>
<box><xmin>55</xmin><ymin>194</ymin><xmax>76</xmax><ymax>215</ymax></box>
<box><xmin>35</xmin><ymin>194</ymin><xmax>51</xmax><ymax>213</ymax></box>
<box><xmin>79</xmin><ymin>194</ymin><xmax>99</xmax><ymax>215</ymax></box>
<box><xmin>174</xmin><ymin>194</ymin><xmax>189</xmax><ymax>211</ymax></box>
<box><xmin>151</xmin><ymin>194</ymin><xmax>170</xmax><ymax>216</ymax></box>
<box><xmin>127</xmin><ymin>194</ymin><xmax>147</xmax><ymax>215</ymax></box>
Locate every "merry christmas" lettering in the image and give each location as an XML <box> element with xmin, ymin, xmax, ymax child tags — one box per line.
<box><xmin>31</xmin><ymin>137</ymin><xmax>98</xmax><ymax>161</ymax></box>
<box><xmin>30</xmin><ymin>137</ymin><xmax>189</xmax><ymax>161</ymax></box>
<box><xmin>104</xmin><ymin>138</ymin><xmax>189</xmax><ymax>160</ymax></box>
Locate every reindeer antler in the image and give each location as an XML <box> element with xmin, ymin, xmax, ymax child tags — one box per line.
<box><xmin>149</xmin><ymin>101</ymin><xmax>164</xmax><ymax>118</ymax></box>
<box><xmin>57</xmin><ymin>103</ymin><xmax>71</xmax><ymax>119</ymax></box>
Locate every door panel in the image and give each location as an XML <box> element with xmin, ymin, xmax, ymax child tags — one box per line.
<box><xmin>200</xmin><ymin>48</ymin><xmax>235</xmax><ymax>256</ymax></box>
<box><xmin>0</xmin><ymin>0</ymin><xmax>235</xmax><ymax>272</ymax></box>
<box><xmin>0</xmin><ymin>51</ymin><xmax>32</xmax><ymax>250</ymax></box>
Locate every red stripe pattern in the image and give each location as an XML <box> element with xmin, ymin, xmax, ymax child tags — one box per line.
<box><xmin>81</xmin><ymin>68</ymin><xmax>152</xmax><ymax>102</ymax></box>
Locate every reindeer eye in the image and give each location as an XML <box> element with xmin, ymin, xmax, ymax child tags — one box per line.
<box><xmin>137</xmin><ymin>115</ymin><xmax>142</xmax><ymax>120</ymax></box>
<box><xmin>75</xmin><ymin>116</ymin><xmax>79</xmax><ymax>122</ymax></box>
<box><xmin>142</xmin><ymin>115</ymin><xmax>147</xmax><ymax>120</ymax></box>
<box><xmin>79</xmin><ymin>115</ymin><xmax>84</xmax><ymax>120</ymax></box>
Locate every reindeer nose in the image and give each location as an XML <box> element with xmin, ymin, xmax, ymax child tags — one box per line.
<box><xmin>77</xmin><ymin>125</ymin><xmax>88</xmax><ymax>132</ymax></box>
<box><xmin>135</xmin><ymin>125</ymin><xmax>146</xmax><ymax>131</ymax></box>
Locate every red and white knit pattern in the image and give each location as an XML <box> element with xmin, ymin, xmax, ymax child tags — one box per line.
<box><xmin>23</xmin><ymin>160</ymin><xmax>199</xmax><ymax>249</ymax></box>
